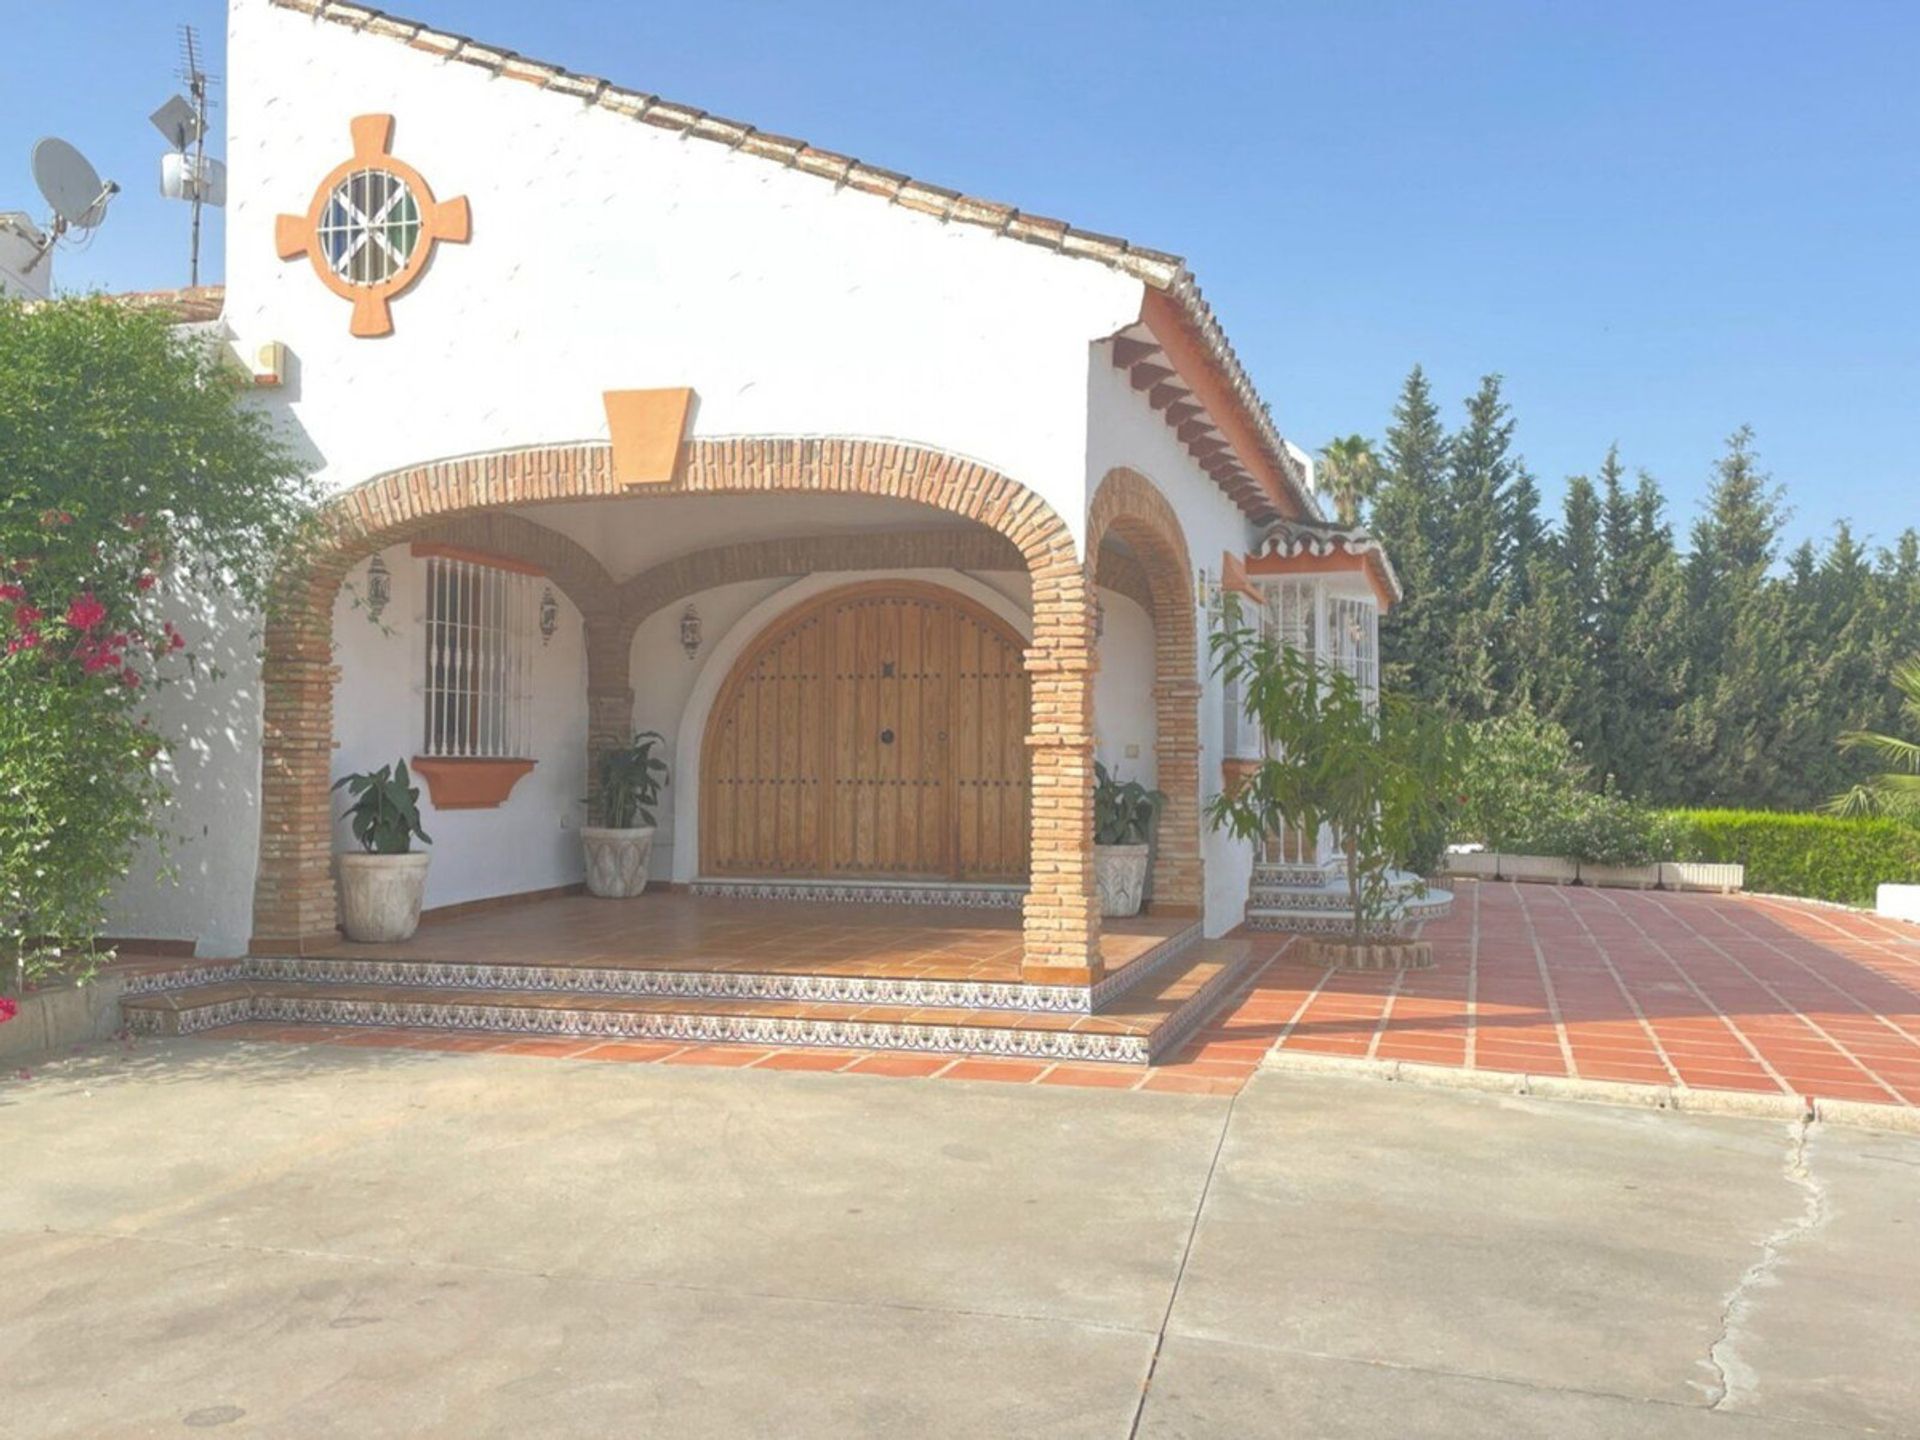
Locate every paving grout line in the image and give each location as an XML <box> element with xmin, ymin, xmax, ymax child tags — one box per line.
<box><xmin>1513</xmin><ymin>884</ymin><xmax>1580</xmax><ymax>1079</ymax></box>
<box><xmin>1258</xmin><ymin>1048</ymin><xmax>1920</xmax><ymax>1132</ymax></box>
<box><xmin>1545</xmin><ymin>884</ymin><xmax>1685</xmax><ymax>1088</ymax></box>
<box><xmin>1638</xmin><ymin>891</ymin><xmax>1907</xmax><ymax>1105</ymax></box>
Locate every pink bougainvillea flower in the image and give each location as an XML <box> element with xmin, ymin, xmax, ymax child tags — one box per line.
<box><xmin>65</xmin><ymin>593</ymin><xmax>108</xmax><ymax>631</ymax></box>
<box><xmin>120</xmin><ymin>666</ymin><xmax>141</xmax><ymax>688</ymax></box>
<box><xmin>6</xmin><ymin>630</ymin><xmax>42</xmax><ymax>654</ymax></box>
<box><xmin>0</xmin><ymin>583</ymin><xmax>24</xmax><ymax>602</ymax></box>
<box><xmin>0</xmin><ymin>996</ymin><xmax>16</xmax><ymax>1024</ymax></box>
<box><xmin>136</xmin><ymin>573</ymin><xmax>156</xmax><ymax>591</ymax></box>
<box><xmin>170</xmin><ymin>631</ymin><xmax>185</xmax><ymax>651</ymax></box>
<box><xmin>14</xmin><ymin>604</ymin><xmax>43</xmax><ymax>628</ymax></box>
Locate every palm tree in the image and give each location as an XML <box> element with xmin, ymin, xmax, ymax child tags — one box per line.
<box><xmin>1317</xmin><ymin>434</ymin><xmax>1381</xmax><ymax>528</ymax></box>
<box><xmin>1830</xmin><ymin>657</ymin><xmax>1920</xmax><ymax>821</ymax></box>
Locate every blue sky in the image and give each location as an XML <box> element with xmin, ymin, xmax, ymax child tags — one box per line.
<box><xmin>6</xmin><ymin>1</ymin><xmax>1915</xmax><ymax>552</ymax></box>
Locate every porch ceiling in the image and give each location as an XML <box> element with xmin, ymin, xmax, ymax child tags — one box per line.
<box><xmin>506</xmin><ymin>492</ymin><xmax>977</xmax><ymax>584</ymax></box>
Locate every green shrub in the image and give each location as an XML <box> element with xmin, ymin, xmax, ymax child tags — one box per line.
<box><xmin>1545</xmin><ymin>791</ymin><xmax>1684</xmax><ymax>867</ymax></box>
<box><xmin>1458</xmin><ymin>709</ymin><xmax>1587</xmax><ymax>852</ymax></box>
<box><xmin>1665</xmin><ymin>809</ymin><xmax>1920</xmax><ymax>905</ymax></box>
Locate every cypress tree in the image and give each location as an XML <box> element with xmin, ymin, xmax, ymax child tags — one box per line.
<box><xmin>1371</xmin><ymin>366</ymin><xmax>1452</xmax><ymax>703</ymax></box>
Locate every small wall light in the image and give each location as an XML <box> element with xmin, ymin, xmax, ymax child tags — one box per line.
<box><xmin>1094</xmin><ymin>597</ymin><xmax>1106</xmax><ymax>641</ymax></box>
<box><xmin>680</xmin><ymin>603</ymin><xmax>703</xmax><ymax>660</ymax></box>
<box><xmin>539</xmin><ymin>585</ymin><xmax>559</xmax><ymax>646</ymax></box>
<box><xmin>364</xmin><ymin>553</ymin><xmax>392</xmax><ymax>623</ymax></box>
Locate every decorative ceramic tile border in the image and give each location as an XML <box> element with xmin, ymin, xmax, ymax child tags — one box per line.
<box><xmin>120</xmin><ymin>961</ymin><xmax>247</xmax><ymax>996</ymax></box>
<box><xmin>243</xmin><ymin>955</ymin><xmax>1095</xmax><ymax>1014</ymax></box>
<box><xmin>242</xmin><ymin>992</ymin><xmax>1152</xmax><ymax>1064</ymax></box>
<box><xmin>688</xmin><ymin>878</ymin><xmax>1025</xmax><ymax>910</ymax></box>
<box><xmin>1089</xmin><ymin>923</ymin><xmax>1201</xmax><ymax>1010</ymax></box>
<box><xmin>1246</xmin><ymin>896</ymin><xmax>1454</xmax><ymax>936</ymax></box>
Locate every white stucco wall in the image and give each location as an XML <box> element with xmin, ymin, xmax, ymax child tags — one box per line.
<box><xmin>225</xmin><ymin>0</ymin><xmax>1147</xmax><ymax>555</ymax></box>
<box><xmin>1084</xmin><ymin>349</ymin><xmax>1269</xmax><ymax>936</ymax></box>
<box><xmin>101</xmin><ymin>587</ymin><xmax>266</xmax><ymax>958</ymax></box>
<box><xmin>330</xmin><ymin>544</ymin><xmax>589</xmax><ymax>910</ymax></box>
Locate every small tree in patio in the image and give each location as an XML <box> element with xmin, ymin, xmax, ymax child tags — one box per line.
<box><xmin>1207</xmin><ymin>600</ymin><xmax>1459</xmax><ymax>950</ymax></box>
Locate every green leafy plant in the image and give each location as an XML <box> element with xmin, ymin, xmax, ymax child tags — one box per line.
<box><xmin>1547</xmin><ymin>789</ymin><xmax>1682</xmax><ymax>867</ymax></box>
<box><xmin>333</xmin><ymin>760</ymin><xmax>432</xmax><ymax>854</ymax></box>
<box><xmin>1457</xmin><ymin>708</ymin><xmax>1590</xmax><ymax>852</ymax></box>
<box><xmin>1</xmin><ymin>296</ymin><xmax>315</xmax><ymax>985</ymax></box>
<box><xmin>1665</xmin><ymin>809</ymin><xmax>1920</xmax><ymax>906</ymax></box>
<box><xmin>1829</xmin><ymin>658</ymin><xmax>1920</xmax><ymax>823</ymax></box>
<box><xmin>1094</xmin><ymin>762</ymin><xmax>1164</xmax><ymax>847</ymax></box>
<box><xmin>594</xmin><ymin>731</ymin><xmax>670</xmax><ymax>830</ymax></box>
<box><xmin>1207</xmin><ymin>603</ymin><xmax>1460</xmax><ymax>943</ymax></box>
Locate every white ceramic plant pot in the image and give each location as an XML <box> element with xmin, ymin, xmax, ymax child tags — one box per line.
<box><xmin>1444</xmin><ymin>850</ymin><xmax>1501</xmax><ymax>880</ymax></box>
<box><xmin>581</xmin><ymin>826</ymin><xmax>656</xmax><ymax>899</ymax></box>
<box><xmin>1660</xmin><ymin>861</ymin><xmax>1745</xmax><ymax>894</ymax></box>
<box><xmin>1578</xmin><ymin>861</ymin><xmax>1662</xmax><ymax>890</ymax></box>
<box><xmin>1094</xmin><ymin>843</ymin><xmax>1151</xmax><ymax>918</ymax></box>
<box><xmin>1500</xmin><ymin>854</ymin><xmax>1579</xmax><ymax>885</ymax></box>
<box><xmin>1877</xmin><ymin>884</ymin><xmax>1920</xmax><ymax>923</ymax></box>
<box><xmin>337</xmin><ymin>852</ymin><xmax>431</xmax><ymax>943</ymax></box>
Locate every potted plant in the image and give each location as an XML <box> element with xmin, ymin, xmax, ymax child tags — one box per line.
<box><xmin>582</xmin><ymin>730</ymin><xmax>669</xmax><ymax>899</ymax></box>
<box><xmin>1093</xmin><ymin>762</ymin><xmax>1164</xmax><ymax>918</ymax></box>
<box><xmin>332</xmin><ymin>759</ymin><xmax>433</xmax><ymax>943</ymax></box>
<box><xmin>1208</xmin><ymin>614</ymin><xmax>1458</xmax><ymax>968</ymax></box>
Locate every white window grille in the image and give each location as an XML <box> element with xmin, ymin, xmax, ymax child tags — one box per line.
<box><xmin>423</xmin><ymin>555</ymin><xmax>534</xmax><ymax>759</ymax></box>
<box><xmin>318</xmin><ymin>169</ymin><xmax>423</xmax><ymax>286</ymax></box>
<box><xmin>1262</xmin><ymin>579</ymin><xmax>1318</xmax><ymax>662</ymax></box>
<box><xmin>1327</xmin><ymin>596</ymin><xmax>1379</xmax><ymax>708</ymax></box>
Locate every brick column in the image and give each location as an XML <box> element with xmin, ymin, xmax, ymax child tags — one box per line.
<box><xmin>250</xmin><ymin>594</ymin><xmax>345</xmax><ymax>954</ymax></box>
<box><xmin>1022</xmin><ymin>566</ymin><xmax>1102</xmax><ymax>985</ymax></box>
<box><xmin>582</xmin><ymin>614</ymin><xmax>634</xmax><ymax>824</ymax></box>
<box><xmin>1152</xmin><ymin>678</ymin><xmax>1204</xmax><ymax>915</ymax></box>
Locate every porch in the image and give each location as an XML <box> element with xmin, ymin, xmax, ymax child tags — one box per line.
<box><xmin>124</xmin><ymin>891</ymin><xmax>1256</xmax><ymax>1065</ymax></box>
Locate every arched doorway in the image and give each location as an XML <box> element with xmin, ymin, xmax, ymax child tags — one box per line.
<box><xmin>701</xmin><ymin>581</ymin><xmax>1030</xmax><ymax>881</ymax></box>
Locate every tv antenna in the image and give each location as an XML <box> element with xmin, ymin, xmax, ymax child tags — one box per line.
<box><xmin>152</xmin><ymin>23</ymin><xmax>225</xmax><ymax>286</ymax></box>
<box><xmin>20</xmin><ymin>136</ymin><xmax>119</xmax><ymax>279</ymax></box>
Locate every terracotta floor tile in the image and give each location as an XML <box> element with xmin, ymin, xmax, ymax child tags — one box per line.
<box><xmin>751</xmin><ymin>1049</ymin><xmax>860</xmax><ymax>1072</ymax></box>
<box><xmin>1039</xmin><ymin>1065</ymin><xmax>1144</xmax><ymax>1089</ymax></box>
<box><xmin>575</xmin><ymin>1042</ymin><xmax>686</xmax><ymax>1063</ymax></box>
<box><xmin>844</xmin><ymin>1054</ymin><xmax>952</xmax><ymax>1078</ymax></box>
<box><xmin>661</xmin><ymin>1046</ymin><xmax>776</xmax><ymax>1068</ymax></box>
<box><xmin>938</xmin><ymin>1060</ymin><xmax>1049</xmax><ymax>1084</ymax></box>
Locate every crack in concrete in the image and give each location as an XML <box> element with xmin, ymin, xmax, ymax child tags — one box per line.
<box><xmin>1702</xmin><ymin>1115</ymin><xmax>1830</xmax><ymax>1411</ymax></box>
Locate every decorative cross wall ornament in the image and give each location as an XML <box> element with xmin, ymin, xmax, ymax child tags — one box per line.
<box><xmin>275</xmin><ymin>115</ymin><xmax>470</xmax><ymax>338</ymax></box>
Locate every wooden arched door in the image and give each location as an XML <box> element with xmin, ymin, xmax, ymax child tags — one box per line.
<box><xmin>701</xmin><ymin>581</ymin><xmax>1030</xmax><ymax>881</ymax></box>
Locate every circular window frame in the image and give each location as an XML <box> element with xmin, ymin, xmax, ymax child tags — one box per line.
<box><xmin>276</xmin><ymin>115</ymin><xmax>470</xmax><ymax>338</ymax></box>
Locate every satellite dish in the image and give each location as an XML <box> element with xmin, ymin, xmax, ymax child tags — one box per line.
<box><xmin>32</xmin><ymin>137</ymin><xmax>116</xmax><ymax>230</ymax></box>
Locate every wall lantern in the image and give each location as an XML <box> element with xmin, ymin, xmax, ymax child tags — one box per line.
<box><xmin>1094</xmin><ymin>597</ymin><xmax>1106</xmax><ymax>641</ymax></box>
<box><xmin>364</xmin><ymin>553</ymin><xmax>392</xmax><ymax>623</ymax></box>
<box><xmin>538</xmin><ymin>585</ymin><xmax>559</xmax><ymax>646</ymax></box>
<box><xmin>680</xmin><ymin>604</ymin><xmax>703</xmax><ymax>660</ymax></box>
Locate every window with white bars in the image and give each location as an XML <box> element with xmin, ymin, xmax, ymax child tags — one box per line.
<box><xmin>1262</xmin><ymin>580</ymin><xmax>1318</xmax><ymax>662</ymax></box>
<box><xmin>422</xmin><ymin>556</ymin><xmax>535</xmax><ymax>760</ymax></box>
<box><xmin>1327</xmin><ymin>595</ymin><xmax>1380</xmax><ymax>708</ymax></box>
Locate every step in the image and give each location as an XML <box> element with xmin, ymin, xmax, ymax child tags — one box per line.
<box><xmin>196</xmin><ymin>921</ymin><xmax>1200</xmax><ymax>1017</ymax></box>
<box><xmin>120</xmin><ymin>939</ymin><xmax>1255</xmax><ymax>1065</ymax></box>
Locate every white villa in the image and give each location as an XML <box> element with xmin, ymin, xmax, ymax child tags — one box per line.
<box><xmin>111</xmin><ymin>0</ymin><xmax>1416</xmax><ymax>1062</ymax></box>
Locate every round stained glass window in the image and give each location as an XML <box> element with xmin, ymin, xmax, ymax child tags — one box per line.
<box><xmin>315</xmin><ymin>168</ymin><xmax>423</xmax><ymax>286</ymax></box>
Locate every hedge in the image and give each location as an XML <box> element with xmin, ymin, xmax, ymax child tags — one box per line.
<box><xmin>1664</xmin><ymin>810</ymin><xmax>1920</xmax><ymax>906</ymax></box>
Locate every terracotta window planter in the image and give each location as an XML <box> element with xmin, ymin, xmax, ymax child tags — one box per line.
<box><xmin>410</xmin><ymin>756</ymin><xmax>536</xmax><ymax>810</ymax></box>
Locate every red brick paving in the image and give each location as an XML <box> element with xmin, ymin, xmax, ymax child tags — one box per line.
<box><xmin>174</xmin><ymin>887</ymin><xmax>1920</xmax><ymax>1111</ymax></box>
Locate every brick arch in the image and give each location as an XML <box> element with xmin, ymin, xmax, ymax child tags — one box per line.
<box><xmin>1085</xmin><ymin>467</ymin><xmax>1203</xmax><ymax>914</ymax></box>
<box><xmin>252</xmin><ymin>439</ymin><xmax>1100</xmax><ymax>984</ymax></box>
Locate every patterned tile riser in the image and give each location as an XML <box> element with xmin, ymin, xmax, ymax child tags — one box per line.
<box><xmin>240</xmin><ymin>994</ymin><xmax>1152</xmax><ymax>1064</ymax></box>
<box><xmin>231</xmin><ymin>923</ymin><xmax>1199</xmax><ymax>1016</ymax></box>
<box><xmin>687</xmin><ymin>880</ymin><xmax>1025</xmax><ymax>910</ymax></box>
<box><xmin>1246</xmin><ymin>900</ymin><xmax>1454</xmax><ymax>936</ymax></box>
<box><xmin>122</xmin><ymin>963</ymin><xmax>247</xmax><ymax>996</ymax></box>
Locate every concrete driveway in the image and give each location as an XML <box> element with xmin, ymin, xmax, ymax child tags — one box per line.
<box><xmin>3</xmin><ymin>1038</ymin><xmax>1917</xmax><ymax>1437</ymax></box>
